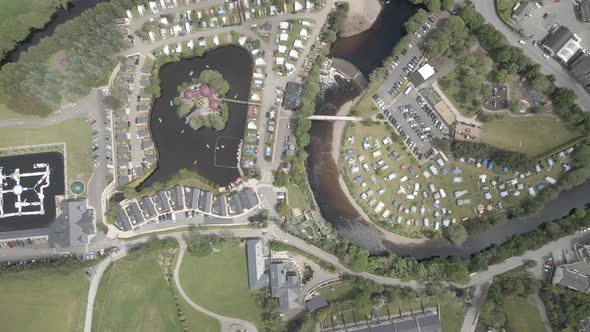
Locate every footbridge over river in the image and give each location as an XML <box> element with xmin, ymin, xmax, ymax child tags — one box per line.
<box><xmin>308</xmin><ymin>115</ymin><xmax>364</xmax><ymax>121</ymax></box>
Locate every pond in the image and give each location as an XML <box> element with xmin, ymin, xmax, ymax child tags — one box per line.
<box><xmin>139</xmin><ymin>46</ymin><xmax>252</xmax><ymax>189</ymax></box>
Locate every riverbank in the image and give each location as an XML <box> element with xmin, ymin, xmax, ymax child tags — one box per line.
<box><xmin>330</xmin><ymin>94</ymin><xmax>428</xmax><ymax>246</ymax></box>
<box><xmin>339</xmin><ymin>0</ymin><xmax>381</xmax><ymax>38</ymax></box>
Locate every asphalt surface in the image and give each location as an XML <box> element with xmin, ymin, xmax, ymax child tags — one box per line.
<box><xmin>472</xmin><ymin>0</ymin><xmax>590</xmax><ymax>107</ymax></box>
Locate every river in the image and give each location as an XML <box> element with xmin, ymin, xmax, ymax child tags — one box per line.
<box><xmin>139</xmin><ymin>46</ymin><xmax>252</xmax><ymax>189</ymax></box>
<box><xmin>1</xmin><ymin>0</ymin><xmax>109</xmax><ymax>66</ymax></box>
<box><xmin>306</xmin><ymin>0</ymin><xmax>590</xmax><ymax>258</ymax></box>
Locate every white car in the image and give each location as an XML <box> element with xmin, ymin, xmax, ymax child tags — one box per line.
<box><xmin>519</xmin><ymin>40</ymin><xmax>525</xmax><ymax>45</ymax></box>
<box><xmin>543</xmin><ymin>53</ymin><xmax>550</xmax><ymax>59</ymax></box>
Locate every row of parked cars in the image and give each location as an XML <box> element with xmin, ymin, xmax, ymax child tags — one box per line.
<box><xmin>0</xmin><ymin>238</ymin><xmax>34</xmax><ymax>248</ymax></box>
<box><xmin>416</xmin><ymin>96</ymin><xmax>448</xmax><ymax>134</ymax></box>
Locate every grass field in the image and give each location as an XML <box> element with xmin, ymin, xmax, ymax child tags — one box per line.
<box><xmin>0</xmin><ymin>103</ymin><xmax>41</xmax><ymax>121</ymax></box>
<box><xmin>179</xmin><ymin>244</ymin><xmax>264</xmax><ymax>330</ymax></box>
<box><xmin>503</xmin><ymin>297</ymin><xmax>546</xmax><ymax>332</ymax></box>
<box><xmin>0</xmin><ymin>262</ymin><xmax>89</xmax><ymax>332</ymax></box>
<box><xmin>0</xmin><ymin>118</ymin><xmax>92</xmax><ymax>187</ymax></box>
<box><xmin>286</xmin><ymin>183</ymin><xmax>309</xmax><ymax>209</ymax></box>
<box><xmin>318</xmin><ymin>282</ymin><xmax>357</xmax><ymax>302</ymax></box>
<box><xmin>481</xmin><ymin>115</ymin><xmax>581</xmax><ymax>156</ymax></box>
<box><xmin>0</xmin><ymin>0</ymin><xmax>34</xmax><ymax>21</ymax></box>
<box><xmin>92</xmin><ymin>243</ymin><xmax>185</xmax><ymax>332</ymax></box>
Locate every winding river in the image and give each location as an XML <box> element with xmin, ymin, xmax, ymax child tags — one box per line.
<box><xmin>306</xmin><ymin>0</ymin><xmax>590</xmax><ymax>258</ymax></box>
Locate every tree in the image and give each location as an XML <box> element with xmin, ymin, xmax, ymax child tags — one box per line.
<box><xmin>103</xmin><ymin>95</ymin><xmax>122</xmax><ymax>110</ymax></box>
<box><xmin>348</xmin><ymin>246</ymin><xmax>369</xmax><ymax>272</ymax></box>
<box><xmin>493</xmin><ymin>69</ymin><xmax>507</xmax><ymax>83</ymax></box>
<box><xmin>427</xmin><ymin>0</ymin><xmax>442</xmax><ymax>13</ymax></box>
<box><xmin>532</xmin><ymin>75</ymin><xmax>554</xmax><ymax>94</ymax></box>
<box><xmin>441</xmin><ymin>0</ymin><xmax>454</xmax><ymax>11</ymax></box>
<box><xmin>445</xmin><ymin>223</ymin><xmax>468</xmax><ymax>245</ymax></box>
<box><xmin>277</xmin><ymin>203</ymin><xmax>290</xmax><ymax>217</ymax></box>
<box><xmin>274</xmin><ymin>170</ymin><xmax>288</xmax><ymax>187</ymax></box>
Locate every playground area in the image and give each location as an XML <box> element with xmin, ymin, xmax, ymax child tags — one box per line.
<box><xmin>482</xmin><ymin>83</ymin><xmax>508</xmax><ymax>111</ymax></box>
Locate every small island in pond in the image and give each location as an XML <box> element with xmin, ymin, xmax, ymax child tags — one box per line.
<box><xmin>176</xmin><ymin>70</ymin><xmax>230</xmax><ymax>131</ymax></box>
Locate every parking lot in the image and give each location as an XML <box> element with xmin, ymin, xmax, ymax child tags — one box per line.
<box><xmin>371</xmin><ymin>13</ymin><xmax>450</xmax><ymax>161</ymax></box>
<box><xmin>514</xmin><ymin>1</ymin><xmax>590</xmax><ymax>53</ymax></box>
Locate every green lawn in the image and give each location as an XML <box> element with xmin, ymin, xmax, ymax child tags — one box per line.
<box><xmin>0</xmin><ymin>118</ymin><xmax>92</xmax><ymax>188</ymax></box>
<box><xmin>318</xmin><ymin>282</ymin><xmax>357</xmax><ymax>302</ymax></box>
<box><xmin>481</xmin><ymin>115</ymin><xmax>581</xmax><ymax>156</ymax></box>
<box><xmin>503</xmin><ymin>297</ymin><xmax>546</xmax><ymax>332</ymax></box>
<box><xmin>286</xmin><ymin>183</ymin><xmax>309</xmax><ymax>209</ymax></box>
<box><xmin>179</xmin><ymin>245</ymin><xmax>264</xmax><ymax>330</ymax></box>
<box><xmin>92</xmin><ymin>243</ymin><xmax>186</xmax><ymax>332</ymax></box>
<box><xmin>496</xmin><ymin>0</ymin><xmax>520</xmax><ymax>24</ymax></box>
<box><xmin>0</xmin><ymin>103</ymin><xmax>41</xmax><ymax>121</ymax></box>
<box><xmin>0</xmin><ymin>262</ymin><xmax>89</xmax><ymax>332</ymax></box>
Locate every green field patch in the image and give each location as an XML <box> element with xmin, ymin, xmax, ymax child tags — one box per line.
<box><xmin>286</xmin><ymin>183</ymin><xmax>309</xmax><ymax>209</ymax></box>
<box><xmin>481</xmin><ymin>115</ymin><xmax>581</xmax><ymax>156</ymax></box>
<box><xmin>503</xmin><ymin>297</ymin><xmax>546</xmax><ymax>332</ymax></box>
<box><xmin>0</xmin><ymin>261</ymin><xmax>89</xmax><ymax>332</ymax></box>
<box><xmin>0</xmin><ymin>118</ymin><xmax>92</xmax><ymax>187</ymax></box>
<box><xmin>93</xmin><ymin>241</ymin><xmax>186</xmax><ymax>332</ymax></box>
<box><xmin>179</xmin><ymin>244</ymin><xmax>264</xmax><ymax>330</ymax></box>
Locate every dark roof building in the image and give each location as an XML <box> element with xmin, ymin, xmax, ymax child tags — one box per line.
<box><xmin>48</xmin><ymin>199</ymin><xmax>95</xmax><ymax>248</ymax></box>
<box><xmin>199</xmin><ymin>191</ymin><xmax>213</xmax><ymax>213</ymax></box>
<box><xmin>141</xmin><ymin>141</ymin><xmax>154</xmax><ymax>149</ymax></box>
<box><xmin>136</xmin><ymin>116</ymin><xmax>148</xmax><ymax>125</ymax></box>
<box><xmin>270</xmin><ymin>262</ymin><xmax>301</xmax><ymax>310</ymax></box>
<box><xmin>154</xmin><ymin>190</ymin><xmax>171</xmax><ymax>212</ymax></box>
<box><xmin>144</xmin><ymin>155</ymin><xmax>157</xmax><ymax>164</ymax></box>
<box><xmin>542</xmin><ymin>26</ymin><xmax>581</xmax><ymax>62</ymax></box>
<box><xmin>246</xmin><ymin>239</ymin><xmax>269</xmax><ymax>289</ymax></box>
<box><xmin>282</xmin><ymin>82</ymin><xmax>302</xmax><ymax>110</ymax></box>
<box><xmin>135</xmin><ymin>166</ymin><xmax>145</xmax><ymax>178</ymax></box>
<box><xmin>237</xmin><ymin>187</ymin><xmax>259</xmax><ymax>210</ymax></box>
<box><xmin>570</xmin><ymin>54</ymin><xmax>590</xmax><ymax>92</ymax></box>
<box><xmin>127</xmin><ymin>202</ymin><xmax>146</xmax><ymax>225</ymax></box>
<box><xmin>185</xmin><ymin>187</ymin><xmax>201</xmax><ymax>210</ymax></box>
<box><xmin>118</xmin><ymin>175</ymin><xmax>130</xmax><ymax>185</ymax></box>
<box><xmin>169</xmin><ymin>185</ymin><xmax>185</xmax><ymax>210</ymax></box>
<box><xmin>115</xmin><ymin>209</ymin><xmax>132</xmax><ymax>231</ymax></box>
<box><xmin>140</xmin><ymin>196</ymin><xmax>158</xmax><ymax>220</ymax></box>
<box><xmin>212</xmin><ymin>195</ymin><xmax>228</xmax><ymax>216</ymax></box>
<box><xmin>306</xmin><ymin>295</ymin><xmax>328</xmax><ymax>313</ymax></box>
<box><xmin>229</xmin><ymin>194</ymin><xmax>244</xmax><ymax>214</ymax></box>
<box><xmin>138</xmin><ymin>129</ymin><xmax>150</xmax><ymax>138</ymax></box>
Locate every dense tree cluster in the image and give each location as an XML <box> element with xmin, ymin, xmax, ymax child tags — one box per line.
<box><xmin>0</xmin><ymin>0</ymin><xmax>68</xmax><ymax>59</ymax></box>
<box><xmin>541</xmin><ymin>286</ymin><xmax>590</xmax><ymax>330</ymax></box>
<box><xmin>438</xmin><ymin>54</ymin><xmax>492</xmax><ymax>113</ymax></box>
<box><xmin>450</xmin><ymin>140</ymin><xmax>536</xmax><ymax>171</ymax></box>
<box><xmin>197</xmin><ymin>69</ymin><xmax>230</xmax><ymax>96</ymax></box>
<box><xmin>426</xmin><ymin>16</ymin><xmax>475</xmax><ymax>59</ymax></box>
<box><xmin>0</xmin><ymin>0</ymin><xmax>139</xmax><ymax>116</ymax></box>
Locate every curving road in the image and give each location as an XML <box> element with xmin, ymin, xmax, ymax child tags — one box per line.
<box><xmin>173</xmin><ymin>237</ymin><xmax>258</xmax><ymax>332</ymax></box>
<box><xmin>84</xmin><ymin>255</ymin><xmax>113</xmax><ymax>332</ymax></box>
<box><xmin>472</xmin><ymin>0</ymin><xmax>590</xmax><ymax>107</ymax></box>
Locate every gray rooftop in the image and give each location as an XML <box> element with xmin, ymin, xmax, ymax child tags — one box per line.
<box><xmin>141</xmin><ymin>141</ymin><xmax>154</xmax><ymax>150</ymax></box>
<box><xmin>140</xmin><ymin>196</ymin><xmax>158</xmax><ymax>219</ymax></box>
<box><xmin>48</xmin><ymin>199</ymin><xmax>95</xmax><ymax>248</ymax></box>
<box><xmin>306</xmin><ymin>295</ymin><xmax>328</xmax><ymax>313</ymax></box>
<box><xmin>115</xmin><ymin>208</ymin><xmax>131</xmax><ymax>231</ymax></box>
<box><xmin>127</xmin><ymin>202</ymin><xmax>146</xmax><ymax>225</ymax></box>
<box><xmin>270</xmin><ymin>262</ymin><xmax>301</xmax><ymax>310</ymax></box>
<box><xmin>199</xmin><ymin>191</ymin><xmax>212</xmax><ymax>213</ymax></box>
<box><xmin>185</xmin><ymin>187</ymin><xmax>200</xmax><ymax>210</ymax></box>
<box><xmin>237</xmin><ymin>187</ymin><xmax>258</xmax><ymax>210</ymax></box>
<box><xmin>246</xmin><ymin>239</ymin><xmax>270</xmax><ymax>289</ymax></box>
<box><xmin>329</xmin><ymin>310</ymin><xmax>441</xmax><ymax>332</ymax></box>
<box><xmin>154</xmin><ymin>190</ymin><xmax>171</xmax><ymax>212</ymax></box>
<box><xmin>144</xmin><ymin>155</ymin><xmax>157</xmax><ymax>164</ymax></box>
<box><xmin>554</xmin><ymin>262</ymin><xmax>590</xmax><ymax>294</ymax></box>
<box><xmin>169</xmin><ymin>185</ymin><xmax>185</xmax><ymax>210</ymax></box>
<box><xmin>543</xmin><ymin>26</ymin><xmax>574</xmax><ymax>55</ymax></box>
<box><xmin>137</xmin><ymin>129</ymin><xmax>150</xmax><ymax>138</ymax></box>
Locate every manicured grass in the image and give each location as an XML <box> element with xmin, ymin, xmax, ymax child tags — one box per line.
<box><xmin>318</xmin><ymin>282</ymin><xmax>357</xmax><ymax>302</ymax></box>
<box><xmin>0</xmin><ymin>263</ymin><xmax>89</xmax><ymax>332</ymax></box>
<box><xmin>503</xmin><ymin>297</ymin><xmax>546</xmax><ymax>332</ymax></box>
<box><xmin>92</xmin><ymin>243</ymin><xmax>185</xmax><ymax>332</ymax></box>
<box><xmin>0</xmin><ymin>0</ymin><xmax>34</xmax><ymax>21</ymax></box>
<box><xmin>0</xmin><ymin>103</ymin><xmax>40</xmax><ymax>121</ymax></box>
<box><xmin>481</xmin><ymin>115</ymin><xmax>581</xmax><ymax>156</ymax></box>
<box><xmin>179</xmin><ymin>245</ymin><xmax>264</xmax><ymax>330</ymax></box>
<box><xmin>286</xmin><ymin>183</ymin><xmax>309</xmax><ymax>209</ymax></box>
<box><xmin>0</xmin><ymin>118</ymin><xmax>92</xmax><ymax>188</ymax></box>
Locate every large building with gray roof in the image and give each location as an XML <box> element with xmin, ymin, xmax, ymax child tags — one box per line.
<box><xmin>126</xmin><ymin>202</ymin><xmax>146</xmax><ymax>225</ymax></box>
<box><xmin>140</xmin><ymin>196</ymin><xmax>158</xmax><ymax>220</ymax></box>
<box><xmin>270</xmin><ymin>262</ymin><xmax>301</xmax><ymax>310</ymax></box>
<box><xmin>552</xmin><ymin>261</ymin><xmax>590</xmax><ymax>294</ymax></box>
<box><xmin>246</xmin><ymin>239</ymin><xmax>270</xmax><ymax>289</ymax></box>
<box><xmin>115</xmin><ymin>208</ymin><xmax>131</xmax><ymax>231</ymax></box>
<box><xmin>199</xmin><ymin>191</ymin><xmax>213</xmax><ymax>213</ymax></box>
<box><xmin>48</xmin><ymin>199</ymin><xmax>95</xmax><ymax>248</ymax></box>
<box><xmin>185</xmin><ymin>187</ymin><xmax>201</xmax><ymax>210</ymax></box>
<box><xmin>154</xmin><ymin>190</ymin><xmax>171</xmax><ymax>213</ymax></box>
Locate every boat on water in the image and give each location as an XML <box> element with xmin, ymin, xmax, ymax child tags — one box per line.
<box><xmin>206</xmin><ymin>144</ymin><xmax>210</xmax><ymax>148</ymax></box>
<box><xmin>158</xmin><ymin>117</ymin><xmax>162</xmax><ymax>123</ymax></box>
<box><xmin>205</xmin><ymin>65</ymin><xmax>210</xmax><ymax>68</ymax></box>
<box><xmin>181</xmin><ymin>129</ymin><xmax>185</xmax><ymax>134</ymax></box>
<box><xmin>193</xmin><ymin>160</ymin><xmax>197</xmax><ymax>165</ymax></box>
<box><xmin>189</xmin><ymin>70</ymin><xmax>194</xmax><ymax>76</ymax></box>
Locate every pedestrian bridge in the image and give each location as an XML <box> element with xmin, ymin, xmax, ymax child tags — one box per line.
<box><xmin>308</xmin><ymin>115</ymin><xmax>364</xmax><ymax>121</ymax></box>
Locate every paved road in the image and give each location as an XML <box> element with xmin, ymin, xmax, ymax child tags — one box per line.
<box><xmin>460</xmin><ymin>281</ymin><xmax>490</xmax><ymax>332</ymax></box>
<box><xmin>173</xmin><ymin>237</ymin><xmax>258</xmax><ymax>332</ymax></box>
<box><xmin>84</xmin><ymin>255</ymin><xmax>113</xmax><ymax>332</ymax></box>
<box><xmin>472</xmin><ymin>0</ymin><xmax>590</xmax><ymax>107</ymax></box>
